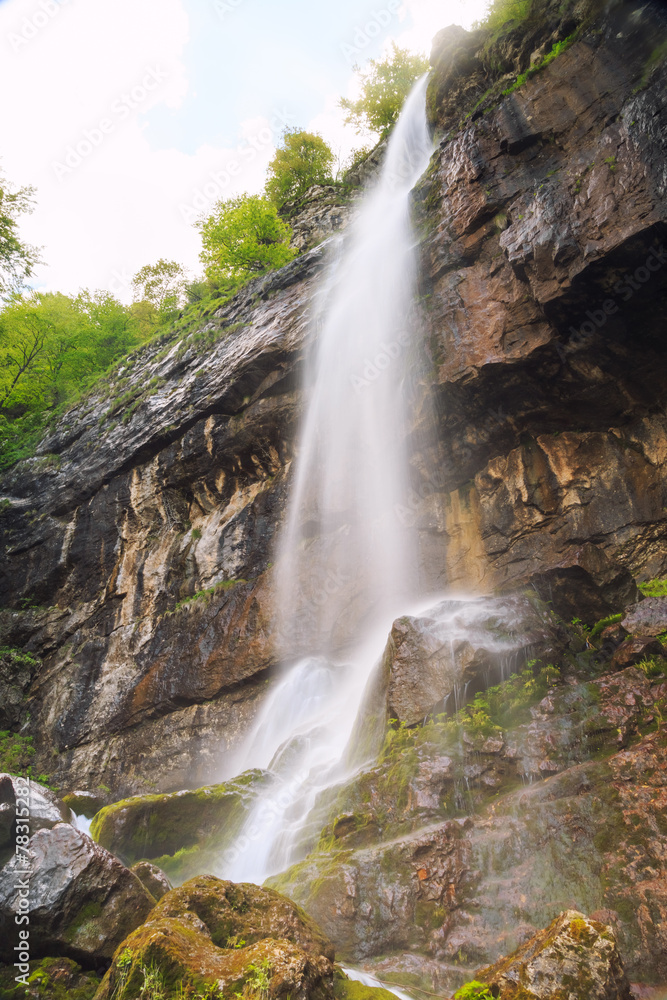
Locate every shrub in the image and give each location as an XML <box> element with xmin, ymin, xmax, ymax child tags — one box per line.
<box><xmin>265</xmin><ymin>129</ymin><xmax>335</xmax><ymax>208</ymax></box>
<box><xmin>197</xmin><ymin>195</ymin><xmax>296</xmax><ymax>279</ymax></box>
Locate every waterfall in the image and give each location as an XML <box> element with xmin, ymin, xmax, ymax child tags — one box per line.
<box><xmin>217</xmin><ymin>77</ymin><xmax>434</xmax><ymax>885</ymax></box>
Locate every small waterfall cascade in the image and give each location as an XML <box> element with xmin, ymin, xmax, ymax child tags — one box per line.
<box><xmin>217</xmin><ymin>77</ymin><xmax>434</xmax><ymax>884</ymax></box>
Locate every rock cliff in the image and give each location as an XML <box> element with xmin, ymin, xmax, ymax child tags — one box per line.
<box><xmin>0</xmin><ymin>0</ymin><xmax>665</xmax><ymax>817</ymax></box>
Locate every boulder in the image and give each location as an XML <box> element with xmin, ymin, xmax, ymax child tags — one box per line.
<box><xmin>622</xmin><ymin>597</ymin><xmax>667</xmax><ymax>637</ymax></box>
<box><xmin>382</xmin><ymin>595</ymin><xmax>561</xmax><ymax>726</ymax></box>
<box><xmin>475</xmin><ymin>910</ymin><xmax>633</xmax><ymax>1000</ymax></box>
<box><xmin>95</xmin><ymin>875</ymin><xmax>334</xmax><ymax>1000</ymax></box>
<box><xmin>130</xmin><ymin>861</ymin><xmax>171</xmax><ymax>901</ymax></box>
<box><xmin>89</xmin><ymin>769</ymin><xmax>270</xmax><ymax>882</ymax></box>
<box><xmin>0</xmin><ymin>774</ymin><xmax>73</xmax><ymax>858</ymax></box>
<box><xmin>0</xmin><ymin>956</ymin><xmax>100</xmax><ymax>999</ymax></box>
<box><xmin>610</xmin><ymin>636</ymin><xmax>664</xmax><ymax>671</ymax></box>
<box><xmin>0</xmin><ymin>823</ymin><xmax>155</xmax><ymax>965</ymax></box>
<box><xmin>62</xmin><ymin>790</ymin><xmax>109</xmax><ymax>819</ymax></box>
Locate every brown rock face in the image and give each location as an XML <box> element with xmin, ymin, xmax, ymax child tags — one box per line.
<box><xmin>610</xmin><ymin>635</ymin><xmax>665</xmax><ymax>670</ymax></box>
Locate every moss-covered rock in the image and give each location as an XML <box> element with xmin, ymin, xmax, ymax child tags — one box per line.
<box><xmin>89</xmin><ymin>769</ymin><xmax>270</xmax><ymax>879</ymax></box>
<box><xmin>0</xmin><ymin>956</ymin><xmax>100</xmax><ymax>1000</ymax></box>
<box><xmin>332</xmin><ymin>967</ymin><xmax>397</xmax><ymax>1000</ymax></box>
<box><xmin>476</xmin><ymin>909</ymin><xmax>632</xmax><ymax>999</ymax></box>
<box><xmin>95</xmin><ymin>875</ymin><xmax>335</xmax><ymax>1000</ymax></box>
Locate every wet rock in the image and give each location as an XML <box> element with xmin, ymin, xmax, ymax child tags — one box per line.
<box><xmin>130</xmin><ymin>861</ymin><xmax>171</xmax><ymax>901</ymax></box>
<box><xmin>622</xmin><ymin>597</ymin><xmax>667</xmax><ymax>637</ymax></box>
<box><xmin>610</xmin><ymin>636</ymin><xmax>664</xmax><ymax>671</ymax></box>
<box><xmin>476</xmin><ymin>909</ymin><xmax>633</xmax><ymax>1000</ymax></box>
<box><xmin>0</xmin><ymin>775</ymin><xmax>15</xmax><ymax>852</ymax></box>
<box><xmin>95</xmin><ymin>875</ymin><xmax>334</xmax><ymax>1000</ymax></box>
<box><xmin>0</xmin><ymin>956</ymin><xmax>100</xmax><ymax>999</ymax></box>
<box><xmin>0</xmin><ymin>823</ymin><xmax>155</xmax><ymax>965</ymax></box>
<box><xmin>62</xmin><ymin>790</ymin><xmax>109</xmax><ymax>819</ymax></box>
<box><xmin>89</xmin><ymin>770</ymin><xmax>271</xmax><ymax>881</ymax></box>
<box><xmin>0</xmin><ymin>647</ymin><xmax>40</xmax><ymax>730</ymax></box>
<box><xmin>382</xmin><ymin>594</ymin><xmax>560</xmax><ymax>726</ymax></box>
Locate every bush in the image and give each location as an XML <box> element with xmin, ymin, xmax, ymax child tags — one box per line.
<box><xmin>197</xmin><ymin>195</ymin><xmax>297</xmax><ymax>279</ymax></box>
<box><xmin>265</xmin><ymin>129</ymin><xmax>335</xmax><ymax>208</ymax></box>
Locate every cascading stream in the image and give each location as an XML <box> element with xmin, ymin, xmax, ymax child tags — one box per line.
<box><xmin>217</xmin><ymin>78</ymin><xmax>434</xmax><ymax>885</ymax></box>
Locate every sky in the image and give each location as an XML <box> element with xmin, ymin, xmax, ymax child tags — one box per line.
<box><xmin>0</xmin><ymin>0</ymin><xmax>489</xmax><ymax>301</ymax></box>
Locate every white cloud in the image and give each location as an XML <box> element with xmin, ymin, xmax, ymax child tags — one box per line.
<box><xmin>0</xmin><ymin>0</ymin><xmax>278</xmax><ymax>300</ymax></box>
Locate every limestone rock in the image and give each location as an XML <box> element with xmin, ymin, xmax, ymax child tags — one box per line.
<box><xmin>610</xmin><ymin>636</ymin><xmax>664</xmax><ymax>671</ymax></box>
<box><xmin>130</xmin><ymin>861</ymin><xmax>171</xmax><ymax>901</ymax></box>
<box><xmin>95</xmin><ymin>875</ymin><xmax>334</xmax><ymax>1000</ymax></box>
<box><xmin>382</xmin><ymin>594</ymin><xmax>561</xmax><ymax>725</ymax></box>
<box><xmin>622</xmin><ymin>597</ymin><xmax>667</xmax><ymax>637</ymax></box>
<box><xmin>476</xmin><ymin>910</ymin><xmax>633</xmax><ymax>1000</ymax></box>
<box><xmin>0</xmin><ymin>823</ymin><xmax>155</xmax><ymax>965</ymax></box>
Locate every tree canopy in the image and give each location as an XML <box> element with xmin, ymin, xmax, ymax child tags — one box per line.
<box><xmin>339</xmin><ymin>44</ymin><xmax>430</xmax><ymax>139</ymax></box>
<box><xmin>0</xmin><ymin>165</ymin><xmax>41</xmax><ymax>298</ymax></box>
<box><xmin>265</xmin><ymin>129</ymin><xmax>336</xmax><ymax>208</ymax></box>
<box><xmin>132</xmin><ymin>259</ymin><xmax>188</xmax><ymax>314</ymax></box>
<box><xmin>197</xmin><ymin>194</ymin><xmax>297</xmax><ymax>279</ymax></box>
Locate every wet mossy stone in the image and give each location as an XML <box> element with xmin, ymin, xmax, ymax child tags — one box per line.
<box><xmin>476</xmin><ymin>909</ymin><xmax>632</xmax><ymax>1000</ymax></box>
<box><xmin>95</xmin><ymin>875</ymin><xmax>335</xmax><ymax>1000</ymax></box>
<box><xmin>0</xmin><ymin>956</ymin><xmax>100</xmax><ymax>1000</ymax></box>
<box><xmin>333</xmin><ymin>967</ymin><xmax>398</xmax><ymax>1000</ymax></box>
<box><xmin>89</xmin><ymin>769</ymin><xmax>271</xmax><ymax>868</ymax></box>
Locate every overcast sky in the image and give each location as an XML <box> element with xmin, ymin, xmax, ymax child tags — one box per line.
<box><xmin>0</xmin><ymin>0</ymin><xmax>488</xmax><ymax>301</ymax></box>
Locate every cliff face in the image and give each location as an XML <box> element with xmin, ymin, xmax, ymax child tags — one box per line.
<box><xmin>1</xmin><ymin>0</ymin><xmax>666</xmax><ymax>801</ymax></box>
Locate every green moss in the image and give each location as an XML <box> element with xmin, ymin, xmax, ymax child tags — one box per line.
<box><xmin>333</xmin><ymin>972</ymin><xmax>398</xmax><ymax>1000</ymax></box>
<box><xmin>63</xmin><ymin>901</ymin><xmax>103</xmax><ymax>943</ymax></box>
<box><xmin>589</xmin><ymin>613</ymin><xmax>623</xmax><ymax>640</ymax></box>
<box><xmin>90</xmin><ymin>770</ymin><xmax>269</xmax><ymax>871</ymax></box>
<box><xmin>639</xmin><ymin>578</ymin><xmax>667</xmax><ymax>597</ymax></box>
<box><xmin>0</xmin><ymin>957</ymin><xmax>100</xmax><ymax>1000</ymax></box>
<box><xmin>502</xmin><ymin>33</ymin><xmax>578</xmax><ymax>96</ymax></box>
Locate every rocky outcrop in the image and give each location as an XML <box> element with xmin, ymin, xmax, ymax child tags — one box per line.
<box><xmin>476</xmin><ymin>909</ymin><xmax>633</xmax><ymax>1000</ymax></box>
<box><xmin>381</xmin><ymin>594</ymin><xmax>562</xmax><ymax>725</ymax></box>
<box><xmin>0</xmin><ymin>956</ymin><xmax>100</xmax><ymax>1000</ymax></box>
<box><xmin>95</xmin><ymin>875</ymin><xmax>335</xmax><ymax>1000</ymax></box>
<box><xmin>89</xmin><ymin>770</ymin><xmax>270</xmax><ymax>882</ymax></box>
<box><xmin>129</xmin><ymin>861</ymin><xmax>171</xmax><ymax>901</ymax></box>
<box><xmin>0</xmin><ymin>823</ymin><xmax>155</xmax><ymax>966</ymax></box>
<box><xmin>0</xmin><ymin>775</ymin><xmax>74</xmax><ymax>863</ymax></box>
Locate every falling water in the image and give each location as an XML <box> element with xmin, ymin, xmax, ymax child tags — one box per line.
<box><xmin>217</xmin><ymin>78</ymin><xmax>433</xmax><ymax>884</ymax></box>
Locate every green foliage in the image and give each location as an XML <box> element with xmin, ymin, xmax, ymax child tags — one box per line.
<box><xmin>197</xmin><ymin>194</ymin><xmax>297</xmax><ymax>280</ymax></box>
<box><xmin>636</xmin><ymin>656</ymin><xmax>667</xmax><ymax>680</ymax></box>
<box><xmin>167</xmin><ymin>578</ymin><xmax>246</xmax><ymax>615</ymax></box>
<box><xmin>639</xmin><ymin>578</ymin><xmax>667</xmax><ymax>597</ymax></box>
<box><xmin>0</xmin><ymin>289</ymin><xmax>146</xmax><ymax>470</ymax></box>
<box><xmin>502</xmin><ymin>34</ymin><xmax>576</xmax><ymax>94</ymax></box>
<box><xmin>239</xmin><ymin>960</ymin><xmax>271</xmax><ymax>1000</ymax></box>
<box><xmin>475</xmin><ymin>0</ymin><xmax>531</xmax><ymax>30</ymax></box>
<box><xmin>132</xmin><ymin>259</ymin><xmax>188</xmax><ymax>323</ymax></box>
<box><xmin>0</xmin><ymin>164</ymin><xmax>41</xmax><ymax>299</ymax></box>
<box><xmin>589</xmin><ymin>613</ymin><xmax>623</xmax><ymax>641</ymax></box>
<box><xmin>0</xmin><ymin>730</ymin><xmax>49</xmax><ymax>783</ymax></box>
<box><xmin>454</xmin><ymin>982</ymin><xmax>493</xmax><ymax>1000</ymax></box>
<box><xmin>344</xmin><ymin>146</ymin><xmax>373</xmax><ymax>176</ymax></box>
<box><xmin>339</xmin><ymin>43</ymin><xmax>429</xmax><ymax>139</ymax></box>
<box><xmin>265</xmin><ymin>129</ymin><xmax>335</xmax><ymax>208</ymax></box>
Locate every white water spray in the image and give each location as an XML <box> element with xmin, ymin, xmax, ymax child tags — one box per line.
<box><xmin>218</xmin><ymin>78</ymin><xmax>433</xmax><ymax>884</ymax></box>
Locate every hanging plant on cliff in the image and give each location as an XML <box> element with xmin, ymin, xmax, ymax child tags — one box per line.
<box><xmin>265</xmin><ymin>129</ymin><xmax>336</xmax><ymax>209</ymax></box>
<box><xmin>197</xmin><ymin>194</ymin><xmax>297</xmax><ymax>279</ymax></box>
<box><xmin>339</xmin><ymin>43</ymin><xmax>429</xmax><ymax>139</ymax></box>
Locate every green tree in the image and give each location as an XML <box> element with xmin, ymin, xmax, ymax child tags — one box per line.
<box><xmin>339</xmin><ymin>43</ymin><xmax>430</xmax><ymax>139</ymax></box>
<box><xmin>265</xmin><ymin>129</ymin><xmax>336</xmax><ymax>208</ymax></box>
<box><xmin>197</xmin><ymin>194</ymin><xmax>296</xmax><ymax>279</ymax></box>
<box><xmin>132</xmin><ymin>258</ymin><xmax>188</xmax><ymax>316</ymax></box>
<box><xmin>0</xmin><ymin>165</ymin><xmax>41</xmax><ymax>298</ymax></box>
